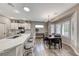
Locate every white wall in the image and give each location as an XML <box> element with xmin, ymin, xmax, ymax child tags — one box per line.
<box><xmin>77</xmin><ymin>9</ymin><xmax>79</xmax><ymax>49</ymax></box>
<box><xmin>71</xmin><ymin>12</ymin><xmax>77</xmax><ymax>48</ymax></box>
<box><xmin>48</xmin><ymin>22</ymin><xmax>51</xmax><ymax>35</ymax></box>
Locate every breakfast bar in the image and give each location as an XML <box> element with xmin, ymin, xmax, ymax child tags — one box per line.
<box><xmin>0</xmin><ymin>33</ymin><xmax>31</xmax><ymax>56</ymax></box>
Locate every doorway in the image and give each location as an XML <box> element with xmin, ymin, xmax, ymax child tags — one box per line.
<box><xmin>35</xmin><ymin>25</ymin><xmax>44</xmax><ymax>39</ymax></box>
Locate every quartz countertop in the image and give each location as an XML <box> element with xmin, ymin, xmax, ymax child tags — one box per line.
<box><xmin>0</xmin><ymin>33</ymin><xmax>31</xmax><ymax>53</ymax></box>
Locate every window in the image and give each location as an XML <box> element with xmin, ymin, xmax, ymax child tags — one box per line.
<box><xmin>35</xmin><ymin>25</ymin><xmax>44</xmax><ymax>33</ymax></box>
<box><xmin>56</xmin><ymin>23</ymin><xmax>61</xmax><ymax>34</ymax></box>
<box><xmin>62</xmin><ymin>21</ymin><xmax>70</xmax><ymax>37</ymax></box>
<box><xmin>51</xmin><ymin>24</ymin><xmax>55</xmax><ymax>33</ymax></box>
<box><xmin>35</xmin><ymin>25</ymin><xmax>44</xmax><ymax>28</ymax></box>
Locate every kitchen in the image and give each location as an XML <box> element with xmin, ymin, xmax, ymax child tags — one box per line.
<box><xmin>0</xmin><ymin>3</ymin><xmax>78</xmax><ymax>56</ymax></box>
<box><xmin>0</xmin><ymin>15</ymin><xmax>35</xmax><ymax>56</ymax></box>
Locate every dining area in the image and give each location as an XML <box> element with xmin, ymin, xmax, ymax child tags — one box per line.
<box><xmin>43</xmin><ymin>33</ymin><xmax>62</xmax><ymax>49</ymax></box>
<box><xmin>34</xmin><ymin>33</ymin><xmax>77</xmax><ymax>56</ymax></box>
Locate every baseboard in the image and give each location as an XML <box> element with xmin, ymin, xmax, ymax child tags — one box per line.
<box><xmin>62</xmin><ymin>42</ymin><xmax>79</xmax><ymax>56</ymax></box>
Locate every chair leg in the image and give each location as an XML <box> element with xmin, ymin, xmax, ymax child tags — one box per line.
<box><xmin>59</xmin><ymin>42</ymin><xmax>62</xmax><ymax>49</ymax></box>
<box><xmin>54</xmin><ymin>43</ymin><xmax>56</xmax><ymax>49</ymax></box>
<box><xmin>43</xmin><ymin>40</ymin><xmax>45</xmax><ymax>44</ymax></box>
<box><xmin>61</xmin><ymin>42</ymin><xmax>62</xmax><ymax>48</ymax></box>
<box><xmin>59</xmin><ymin>43</ymin><xmax>60</xmax><ymax>49</ymax></box>
<box><xmin>60</xmin><ymin>39</ymin><xmax>62</xmax><ymax>48</ymax></box>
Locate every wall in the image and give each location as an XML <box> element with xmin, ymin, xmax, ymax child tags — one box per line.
<box><xmin>44</xmin><ymin>22</ymin><xmax>48</xmax><ymax>36</ymax></box>
<box><xmin>48</xmin><ymin>22</ymin><xmax>51</xmax><ymax>35</ymax></box>
<box><xmin>71</xmin><ymin>12</ymin><xmax>77</xmax><ymax>48</ymax></box>
<box><xmin>77</xmin><ymin>8</ymin><xmax>79</xmax><ymax>50</ymax></box>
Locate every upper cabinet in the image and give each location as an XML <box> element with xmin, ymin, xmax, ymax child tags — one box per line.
<box><xmin>23</xmin><ymin>23</ymin><xmax>31</xmax><ymax>29</ymax></box>
<box><xmin>10</xmin><ymin>20</ymin><xmax>31</xmax><ymax>30</ymax></box>
<box><xmin>11</xmin><ymin>23</ymin><xmax>19</xmax><ymax>29</ymax></box>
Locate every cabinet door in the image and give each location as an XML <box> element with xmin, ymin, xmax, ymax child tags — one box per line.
<box><xmin>11</xmin><ymin>23</ymin><xmax>18</xmax><ymax>29</ymax></box>
<box><xmin>24</xmin><ymin>23</ymin><xmax>31</xmax><ymax>29</ymax></box>
<box><xmin>14</xmin><ymin>23</ymin><xmax>18</xmax><ymax>29</ymax></box>
<box><xmin>16</xmin><ymin>44</ymin><xmax>24</xmax><ymax>56</ymax></box>
<box><xmin>11</xmin><ymin>23</ymin><xmax>15</xmax><ymax>29</ymax></box>
<box><xmin>0</xmin><ymin>23</ymin><xmax>6</xmax><ymax>39</ymax></box>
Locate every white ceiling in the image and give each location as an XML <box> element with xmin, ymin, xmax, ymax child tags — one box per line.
<box><xmin>0</xmin><ymin>3</ymin><xmax>77</xmax><ymax>22</ymax></box>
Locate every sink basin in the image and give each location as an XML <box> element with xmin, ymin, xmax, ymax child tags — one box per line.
<box><xmin>8</xmin><ymin>35</ymin><xmax>19</xmax><ymax>39</ymax></box>
<box><xmin>12</xmin><ymin>36</ymin><xmax>19</xmax><ymax>38</ymax></box>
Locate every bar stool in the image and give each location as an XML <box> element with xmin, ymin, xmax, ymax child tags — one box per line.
<box><xmin>23</xmin><ymin>42</ymin><xmax>33</xmax><ymax>56</ymax></box>
<box><xmin>28</xmin><ymin>38</ymin><xmax>33</xmax><ymax>42</ymax></box>
<box><xmin>23</xmin><ymin>38</ymin><xmax>34</xmax><ymax>56</ymax></box>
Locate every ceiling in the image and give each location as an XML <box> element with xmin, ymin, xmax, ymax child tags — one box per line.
<box><xmin>0</xmin><ymin>3</ymin><xmax>77</xmax><ymax>22</ymax></box>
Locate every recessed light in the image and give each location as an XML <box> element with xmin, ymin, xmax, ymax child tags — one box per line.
<box><xmin>24</xmin><ymin>7</ymin><xmax>30</xmax><ymax>12</ymax></box>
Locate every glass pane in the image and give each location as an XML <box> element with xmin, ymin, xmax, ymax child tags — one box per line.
<box><xmin>51</xmin><ymin>24</ymin><xmax>54</xmax><ymax>33</ymax></box>
<box><xmin>62</xmin><ymin>21</ymin><xmax>70</xmax><ymax>37</ymax></box>
<box><xmin>56</xmin><ymin>23</ymin><xmax>61</xmax><ymax>34</ymax></box>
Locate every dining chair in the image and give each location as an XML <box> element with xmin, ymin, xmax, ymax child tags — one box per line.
<box><xmin>53</xmin><ymin>34</ymin><xmax>62</xmax><ymax>49</ymax></box>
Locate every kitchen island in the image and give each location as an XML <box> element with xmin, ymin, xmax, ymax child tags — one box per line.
<box><xmin>0</xmin><ymin>33</ymin><xmax>31</xmax><ymax>56</ymax></box>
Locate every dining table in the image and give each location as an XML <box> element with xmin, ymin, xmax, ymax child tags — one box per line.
<box><xmin>47</xmin><ymin>36</ymin><xmax>62</xmax><ymax>49</ymax></box>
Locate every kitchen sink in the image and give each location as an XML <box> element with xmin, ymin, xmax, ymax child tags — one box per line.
<box><xmin>12</xmin><ymin>36</ymin><xmax>19</xmax><ymax>38</ymax></box>
<box><xmin>8</xmin><ymin>35</ymin><xmax>20</xmax><ymax>39</ymax></box>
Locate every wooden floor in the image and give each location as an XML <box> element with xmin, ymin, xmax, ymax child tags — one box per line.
<box><xmin>33</xmin><ymin>38</ymin><xmax>77</xmax><ymax>56</ymax></box>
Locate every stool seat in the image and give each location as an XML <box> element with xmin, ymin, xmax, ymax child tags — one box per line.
<box><xmin>23</xmin><ymin>51</ymin><xmax>32</xmax><ymax>56</ymax></box>
<box><xmin>24</xmin><ymin>42</ymin><xmax>33</xmax><ymax>49</ymax></box>
<box><xmin>28</xmin><ymin>39</ymin><xmax>33</xmax><ymax>42</ymax></box>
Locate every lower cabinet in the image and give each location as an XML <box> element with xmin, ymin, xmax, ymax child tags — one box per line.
<box><xmin>0</xmin><ymin>48</ymin><xmax>16</xmax><ymax>56</ymax></box>
<box><xmin>16</xmin><ymin>44</ymin><xmax>25</xmax><ymax>56</ymax></box>
<box><xmin>0</xmin><ymin>44</ymin><xmax>24</xmax><ymax>56</ymax></box>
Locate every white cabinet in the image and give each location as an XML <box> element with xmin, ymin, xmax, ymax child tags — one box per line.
<box><xmin>0</xmin><ymin>48</ymin><xmax>16</xmax><ymax>56</ymax></box>
<box><xmin>11</xmin><ymin>23</ymin><xmax>18</xmax><ymax>29</ymax></box>
<box><xmin>10</xmin><ymin>23</ymin><xmax>31</xmax><ymax>30</ymax></box>
<box><xmin>15</xmin><ymin>23</ymin><xmax>18</xmax><ymax>29</ymax></box>
<box><xmin>18</xmin><ymin>23</ymin><xmax>22</xmax><ymax>27</ymax></box>
<box><xmin>10</xmin><ymin>23</ymin><xmax>14</xmax><ymax>29</ymax></box>
<box><xmin>0</xmin><ymin>44</ymin><xmax>24</xmax><ymax>56</ymax></box>
<box><xmin>16</xmin><ymin>44</ymin><xmax>24</xmax><ymax>56</ymax></box>
<box><xmin>0</xmin><ymin>23</ymin><xmax>6</xmax><ymax>39</ymax></box>
<box><xmin>24</xmin><ymin>23</ymin><xmax>31</xmax><ymax>29</ymax></box>
<box><xmin>19</xmin><ymin>23</ymin><xmax>31</xmax><ymax>29</ymax></box>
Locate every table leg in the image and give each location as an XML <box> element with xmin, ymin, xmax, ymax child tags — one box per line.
<box><xmin>60</xmin><ymin>39</ymin><xmax>62</xmax><ymax>48</ymax></box>
<box><xmin>54</xmin><ymin>43</ymin><xmax>56</xmax><ymax>49</ymax></box>
<box><xmin>49</xmin><ymin>40</ymin><xmax>51</xmax><ymax>49</ymax></box>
